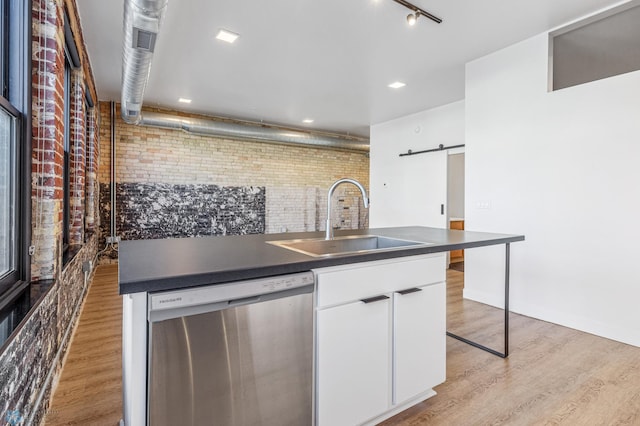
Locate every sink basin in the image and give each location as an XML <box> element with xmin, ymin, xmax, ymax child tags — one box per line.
<box><xmin>267</xmin><ymin>235</ymin><xmax>431</xmax><ymax>257</ymax></box>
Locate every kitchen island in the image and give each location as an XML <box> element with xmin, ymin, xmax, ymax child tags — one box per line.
<box><xmin>119</xmin><ymin>226</ymin><xmax>523</xmax><ymax>426</ymax></box>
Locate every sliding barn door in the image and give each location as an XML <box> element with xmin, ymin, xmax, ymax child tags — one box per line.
<box><xmin>370</xmin><ymin>150</ymin><xmax>447</xmax><ymax>229</ymax></box>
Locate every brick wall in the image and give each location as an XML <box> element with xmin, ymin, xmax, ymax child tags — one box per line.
<box><xmin>31</xmin><ymin>0</ymin><xmax>99</xmax><ymax>279</ymax></box>
<box><xmin>31</xmin><ymin>0</ymin><xmax>66</xmax><ymax>280</ymax></box>
<box><xmin>98</xmin><ymin>103</ymin><xmax>370</xmax><ymax>245</ymax></box>
<box><xmin>0</xmin><ymin>234</ymin><xmax>98</xmax><ymax>426</ymax></box>
<box><xmin>0</xmin><ymin>0</ymin><xmax>102</xmax><ymax>424</ymax></box>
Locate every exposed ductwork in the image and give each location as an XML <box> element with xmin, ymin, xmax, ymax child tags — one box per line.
<box><xmin>139</xmin><ymin>111</ymin><xmax>370</xmax><ymax>152</ymax></box>
<box><xmin>122</xmin><ymin>0</ymin><xmax>168</xmax><ymax>124</ymax></box>
<box><xmin>121</xmin><ymin>0</ymin><xmax>370</xmax><ymax>151</ymax></box>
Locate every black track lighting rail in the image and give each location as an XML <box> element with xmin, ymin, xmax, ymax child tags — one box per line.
<box><xmin>391</xmin><ymin>0</ymin><xmax>443</xmax><ymax>24</ymax></box>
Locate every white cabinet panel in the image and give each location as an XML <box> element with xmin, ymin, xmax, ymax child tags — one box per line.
<box><xmin>393</xmin><ymin>282</ymin><xmax>446</xmax><ymax>404</ymax></box>
<box><xmin>316</xmin><ymin>254</ymin><xmax>445</xmax><ymax>308</ymax></box>
<box><xmin>317</xmin><ymin>298</ymin><xmax>390</xmax><ymax>426</ymax></box>
<box><xmin>315</xmin><ymin>254</ymin><xmax>446</xmax><ymax>426</ymax></box>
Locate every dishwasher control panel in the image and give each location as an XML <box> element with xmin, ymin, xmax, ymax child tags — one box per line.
<box><xmin>148</xmin><ymin>271</ymin><xmax>315</xmax><ymax>315</ymax></box>
<box><xmin>261</xmin><ymin>274</ymin><xmax>311</xmax><ymax>292</ymax></box>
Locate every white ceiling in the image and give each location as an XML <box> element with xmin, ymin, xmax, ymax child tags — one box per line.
<box><xmin>76</xmin><ymin>0</ymin><xmax>623</xmax><ymax>137</ymax></box>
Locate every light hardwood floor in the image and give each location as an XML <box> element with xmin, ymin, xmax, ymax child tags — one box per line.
<box><xmin>44</xmin><ymin>264</ymin><xmax>122</xmax><ymax>426</ymax></box>
<box><xmin>382</xmin><ymin>271</ymin><xmax>640</xmax><ymax>425</ymax></box>
<box><xmin>44</xmin><ymin>264</ymin><xmax>640</xmax><ymax>425</ymax></box>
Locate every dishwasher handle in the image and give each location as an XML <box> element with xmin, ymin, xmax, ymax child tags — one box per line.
<box><xmin>228</xmin><ymin>295</ymin><xmax>261</xmax><ymax>308</ymax></box>
<box><xmin>149</xmin><ymin>284</ymin><xmax>314</xmax><ymax>323</ymax></box>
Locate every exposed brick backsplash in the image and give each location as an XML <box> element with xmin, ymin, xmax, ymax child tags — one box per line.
<box><xmin>100</xmin><ymin>182</ymin><xmax>266</xmax><ymax>240</ymax></box>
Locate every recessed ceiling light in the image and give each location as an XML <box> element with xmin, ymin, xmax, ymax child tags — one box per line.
<box><xmin>388</xmin><ymin>81</ymin><xmax>406</xmax><ymax>89</ymax></box>
<box><xmin>302</xmin><ymin>119</ymin><xmax>314</xmax><ymax>124</ymax></box>
<box><xmin>178</xmin><ymin>98</ymin><xmax>192</xmax><ymax>104</ymax></box>
<box><xmin>216</xmin><ymin>29</ymin><xmax>240</xmax><ymax>44</ymax></box>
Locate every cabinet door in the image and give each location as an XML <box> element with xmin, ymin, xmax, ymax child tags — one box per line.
<box><xmin>317</xmin><ymin>298</ymin><xmax>390</xmax><ymax>426</ymax></box>
<box><xmin>393</xmin><ymin>282</ymin><xmax>446</xmax><ymax>404</ymax></box>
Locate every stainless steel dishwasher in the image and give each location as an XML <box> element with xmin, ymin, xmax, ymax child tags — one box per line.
<box><xmin>147</xmin><ymin>272</ymin><xmax>315</xmax><ymax>426</ymax></box>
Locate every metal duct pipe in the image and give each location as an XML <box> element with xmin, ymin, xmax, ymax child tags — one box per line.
<box><xmin>138</xmin><ymin>111</ymin><xmax>370</xmax><ymax>152</ymax></box>
<box><xmin>121</xmin><ymin>0</ymin><xmax>168</xmax><ymax>124</ymax></box>
<box><xmin>120</xmin><ymin>0</ymin><xmax>369</xmax><ymax>151</ymax></box>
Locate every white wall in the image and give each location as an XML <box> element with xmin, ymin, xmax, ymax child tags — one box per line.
<box><xmin>370</xmin><ymin>101</ymin><xmax>465</xmax><ymax>228</ymax></box>
<box><xmin>465</xmin><ymin>30</ymin><xmax>640</xmax><ymax>346</ymax></box>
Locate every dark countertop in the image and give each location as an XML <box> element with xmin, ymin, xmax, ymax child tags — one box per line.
<box><xmin>118</xmin><ymin>226</ymin><xmax>524</xmax><ymax>294</ymax></box>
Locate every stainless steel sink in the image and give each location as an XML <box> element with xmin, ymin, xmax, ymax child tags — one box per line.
<box><xmin>267</xmin><ymin>235</ymin><xmax>431</xmax><ymax>257</ymax></box>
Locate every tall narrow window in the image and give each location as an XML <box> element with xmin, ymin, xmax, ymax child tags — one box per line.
<box><xmin>0</xmin><ymin>0</ymin><xmax>28</xmax><ymax>299</ymax></box>
<box><xmin>62</xmin><ymin>10</ymin><xmax>80</xmax><ymax>254</ymax></box>
<box><xmin>84</xmin><ymin>89</ymin><xmax>94</xmax><ymax>236</ymax></box>
<box><xmin>63</xmin><ymin>56</ymin><xmax>70</xmax><ymax>250</ymax></box>
<box><xmin>0</xmin><ymin>106</ymin><xmax>15</xmax><ymax>281</ymax></box>
<box><xmin>0</xmin><ymin>0</ymin><xmax>7</xmax><ymax>95</ymax></box>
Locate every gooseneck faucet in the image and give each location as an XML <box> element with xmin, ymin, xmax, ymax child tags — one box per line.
<box><xmin>325</xmin><ymin>178</ymin><xmax>369</xmax><ymax>240</ymax></box>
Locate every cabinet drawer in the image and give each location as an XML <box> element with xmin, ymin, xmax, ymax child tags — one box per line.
<box><xmin>315</xmin><ymin>254</ymin><xmax>446</xmax><ymax>308</ymax></box>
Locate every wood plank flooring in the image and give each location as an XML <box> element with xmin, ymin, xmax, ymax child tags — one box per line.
<box><xmin>44</xmin><ymin>264</ymin><xmax>640</xmax><ymax>425</ymax></box>
<box><xmin>381</xmin><ymin>270</ymin><xmax>640</xmax><ymax>425</ymax></box>
<box><xmin>44</xmin><ymin>264</ymin><xmax>122</xmax><ymax>426</ymax></box>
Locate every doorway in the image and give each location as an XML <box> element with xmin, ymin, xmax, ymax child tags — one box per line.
<box><xmin>447</xmin><ymin>152</ymin><xmax>465</xmax><ymax>270</ymax></box>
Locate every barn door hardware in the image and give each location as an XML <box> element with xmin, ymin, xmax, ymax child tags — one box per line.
<box><xmin>399</xmin><ymin>144</ymin><xmax>465</xmax><ymax>157</ymax></box>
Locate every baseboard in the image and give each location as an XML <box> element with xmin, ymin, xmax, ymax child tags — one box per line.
<box><xmin>363</xmin><ymin>389</ymin><xmax>437</xmax><ymax>426</ymax></box>
<box><xmin>463</xmin><ymin>289</ymin><xmax>640</xmax><ymax>348</ymax></box>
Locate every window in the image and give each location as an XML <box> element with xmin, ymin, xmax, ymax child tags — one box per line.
<box><xmin>551</xmin><ymin>3</ymin><xmax>640</xmax><ymax>91</ymax></box>
<box><xmin>84</xmin><ymin>88</ymin><xmax>94</xmax><ymax>237</ymax></box>
<box><xmin>0</xmin><ymin>104</ymin><xmax>16</xmax><ymax>282</ymax></box>
<box><xmin>62</xmin><ymin>9</ymin><xmax>80</xmax><ymax>253</ymax></box>
<box><xmin>0</xmin><ymin>0</ymin><xmax>7</xmax><ymax>94</ymax></box>
<box><xmin>0</xmin><ymin>0</ymin><xmax>29</xmax><ymax>299</ymax></box>
<box><xmin>63</xmin><ymin>56</ymin><xmax>70</xmax><ymax>250</ymax></box>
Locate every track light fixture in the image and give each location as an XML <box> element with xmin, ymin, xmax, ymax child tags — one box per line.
<box><xmin>406</xmin><ymin>12</ymin><xmax>419</xmax><ymax>25</ymax></box>
<box><xmin>392</xmin><ymin>0</ymin><xmax>442</xmax><ymax>25</ymax></box>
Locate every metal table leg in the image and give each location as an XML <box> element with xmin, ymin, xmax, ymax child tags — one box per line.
<box><xmin>446</xmin><ymin>243</ymin><xmax>511</xmax><ymax>358</ymax></box>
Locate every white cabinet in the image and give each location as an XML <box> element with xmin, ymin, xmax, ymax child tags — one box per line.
<box><xmin>314</xmin><ymin>254</ymin><xmax>446</xmax><ymax>426</ymax></box>
<box><xmin>393</xmin><ymin>283</ymin><xmax>446</xmax><ymax>404</ymax></box>
<box><xmin>316</xmin><ymin>297</ymin><xmax>390</xmax><ymax>426</ymax></box>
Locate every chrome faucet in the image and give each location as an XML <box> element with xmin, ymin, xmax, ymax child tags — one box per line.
<box><xmin>325</xmin><ymin>178</ymin><xmax>369</xmax><ymax>240</ymax></box>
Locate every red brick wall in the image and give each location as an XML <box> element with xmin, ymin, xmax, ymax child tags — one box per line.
<box><xmin>31</xmin><ymin>0</ymin><xmax>100</xmax><ymax>279</ymax></box>
<box><xmin>31</xmin><ymin>0</ymin><xmax>66</xmax><ymax>280</ymax></box>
